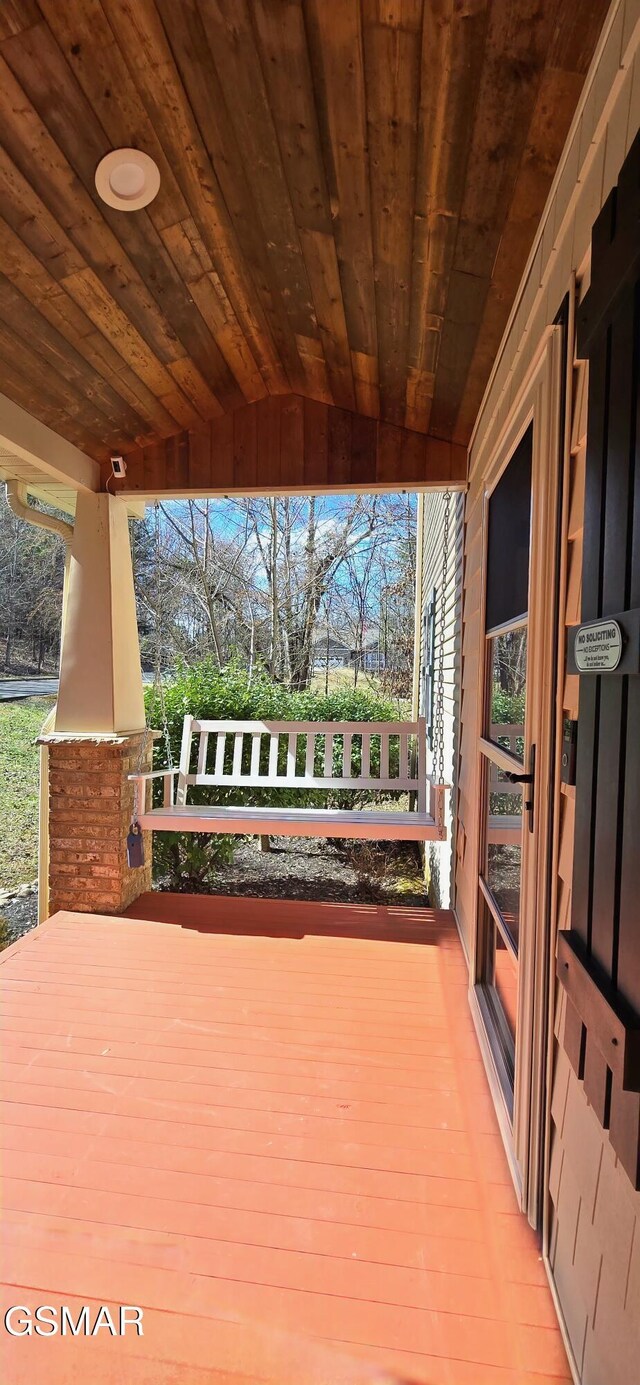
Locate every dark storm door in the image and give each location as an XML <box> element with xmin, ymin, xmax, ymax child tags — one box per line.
<box><xmin>559</xmin><ymin>132</ymin><xmax>640</xmax><ymax>1188</ymax></box>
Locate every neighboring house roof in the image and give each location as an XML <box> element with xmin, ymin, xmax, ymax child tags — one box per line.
<box><xmin>312</xmin><ymin>625</ymin><xmax>352</xmax><ymax>649</ymax></box>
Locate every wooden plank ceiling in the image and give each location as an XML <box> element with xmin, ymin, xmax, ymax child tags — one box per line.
<box><xmin>0</xmin><ymin>0</ymin><xmax>609</xmax><ymax>475</ymax></box>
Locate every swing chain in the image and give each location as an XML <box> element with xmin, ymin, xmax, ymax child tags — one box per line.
<box><xmin>132</xmin><ymin>729</ymin><xmax>150</xmax><ymax>825</ymax></box>
<box><xmin>152</xmin><ymin>501</ymin><xmax>175</xmax><ymax>786</ymax></box>
<box><xmin>153</xmin><ymin>501</ymin><xmax>174</xmax><ymax>777</ymax></box>
<box><xmin>433</xmin><ymin>491</ymin><xmax>451</xmax><ymax>809</ymax></box>
<box><xmin>131</xmin><ymin>502</ymin><xmax>172</xmax><ymax>828</ymax></box>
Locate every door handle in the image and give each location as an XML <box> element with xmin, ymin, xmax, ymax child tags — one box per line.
<box><xmin>504</xmin><ymin>746</ymin><xmax>535</xmax><ymax>833</ymax></box>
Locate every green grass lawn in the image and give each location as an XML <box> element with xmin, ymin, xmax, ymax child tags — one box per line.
<box><xmin>0</xmin><ymin>697</ymin><xmax>54</xmax><ymax>892</ymax></box>
<box><xmin>309</xmin><ymin>668</ymin><xmax>381</xmax><ymax>693</ymax></box>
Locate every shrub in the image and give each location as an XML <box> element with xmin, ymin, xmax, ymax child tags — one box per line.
<box><xmin>490</xmin><ymin>686</ymin><xmax>525</xmax><ymax>725</ymax></box>
<box><xmin>152</xmin><ymin>830</ymin><xmax>235</xmax><ymax>894</ymax></box>
<box><xmin>145</xmin><ymin>662</ymin><xmax>404</xmax><ymax>889</ymax></box>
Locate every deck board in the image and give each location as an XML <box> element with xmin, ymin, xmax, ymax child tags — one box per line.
<box><xmin>1</xmin><ymin>895</ymin><xmax>570</xmax><ymax>1383</ymax></box>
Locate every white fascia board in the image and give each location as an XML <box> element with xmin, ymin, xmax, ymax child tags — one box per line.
<box><xmin>0</xmin><ymin>392</ymin><xmax>99</xmax><ymax>494</ymax></box>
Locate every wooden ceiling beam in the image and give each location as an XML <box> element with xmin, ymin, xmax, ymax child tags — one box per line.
<box><xmin>304</xmin><ymin>0</ymin><xmax>380</xmax><ymax>417</ymax></box>
<box><xmin>189</xmin><ymin>0</ymin><xmax>320</xmax><ymax>399</ymax></box>
<box><xmin>0</xmin><ymin>213</ymin><xmax>182</xmax><ymax>445</ymax></box>
<box><xmin>429</xmin><ymin>0</ymin><xmax>564</xmax><ymax>436</ymax></box>
<box><xmin>102</xmin><ymin>0</ymin><xmax>291</xmax><ymax>394</ymax></box>
<box><xmin>108</xmin><ymin>394</ymin><xmax>467</xmax><ymax>498</ymax></box>
<box><xmin>407</xmin><ymin>0</ymin><xmax>490</xmax><ymax>436</ymax></box>
<box><xmin>453</xmin><ymin>59</ymin><xmax>586</xmax><ymax>442</ymax></box>
<box><xmin>252</xmin><ymin>0</ymin><xmax>356</xmax><ymax>413</ymax></box>
<box><xmin>362</xmin><ymin>0</ymin><xmax>422</xmax><ymax>427</ymax></box>
<box><xmin>0</xmin><ymin>271</ymin><xmax>157</xmax><ymax>446</ymax></box>
<box><xmin>0</xmin><ymin>20</ymin><xmax>252</xmax><ymax>415</ymax></box>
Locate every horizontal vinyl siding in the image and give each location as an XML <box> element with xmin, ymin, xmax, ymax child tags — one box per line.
<box><xmin>419</xmin><ymin>491</ymin><xmax>463</xmax><ymax>908</ymax></box>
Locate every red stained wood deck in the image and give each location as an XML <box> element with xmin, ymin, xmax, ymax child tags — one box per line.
<box><xmin>1</xmin><ymin>895</ymin><xmax>570</xmax><ymax>1385</ymax></box>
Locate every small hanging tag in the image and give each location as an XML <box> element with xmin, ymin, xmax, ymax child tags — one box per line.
<box><xmin>127</xmin><ymin>824</ymin><xmax>145</xmax><ymax>869</ymax></box>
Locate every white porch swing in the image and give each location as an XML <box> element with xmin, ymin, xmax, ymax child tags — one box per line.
<box><xmin>127</xmin><ymin>497</ymin><xmax>451</xmax><ymax>855</ymax></box>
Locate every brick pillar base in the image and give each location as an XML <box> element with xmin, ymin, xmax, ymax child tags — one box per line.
<box><xmin>40</xmin><ymin>732</ymin><xmax>153</xmax><ymax>916</ymax></box>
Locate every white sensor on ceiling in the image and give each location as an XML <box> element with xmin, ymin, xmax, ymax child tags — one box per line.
<box><xmin>95</xmin><ymin>149</ymin><xmax>161</xmax><ymax>211</ymax></box>
<box><xmin>110</xmin><ymin>455</ymin><xmax>127</xmax><ymax>479</ymax></box>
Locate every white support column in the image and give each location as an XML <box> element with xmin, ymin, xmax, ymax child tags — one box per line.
<box><xmin>55</xmin><ymin>492</ymin><xmax>145</xmax><ymax>734</ymax></box>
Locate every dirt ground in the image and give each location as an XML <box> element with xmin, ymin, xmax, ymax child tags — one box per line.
<box><xmin>191</xmin><ymin>834</ymin><xmax>430</xmax><ymax>907</ymax></box>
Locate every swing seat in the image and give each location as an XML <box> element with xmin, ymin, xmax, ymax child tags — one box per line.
<box><xmin>130</xmin><ymin>717</ymin><xmax>448</xmax><ymax>842</ymax></box>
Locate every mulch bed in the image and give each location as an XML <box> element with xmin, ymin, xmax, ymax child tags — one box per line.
<box><xmin>182</xmin><ymin>835</ymin><xmax>431</xmax><ymax>907</ymax></box>
<box><xmin>0</xmin><ymin>892</ymin><xmax>39</xmax><ymax>950</ymax></box>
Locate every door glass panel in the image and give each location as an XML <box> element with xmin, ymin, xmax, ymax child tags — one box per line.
<box><xmin>486</xmin><ymin>427</ymin><xmax>532</xmax><ymax>630</ymax></box>
<box><xmin>485</xmin><ymin>775</ymin><xmax>523</xmax><ymax>952</ymax></box>
<box><xmin>487</xmin><ymin>626</ymin><xmax>527</xmax><ymax>759</ymax></box>
<box><xmin>487</xmin><ymin>842</ymin><xmax>522</xmax><ymax>952</ymax></box>
<box><xmin>493</xmin><ymin>930</ymin><xmax>518</xmax><ymax>1045</ymax></box>
<box><xmin>480</xmin><ymin>895</ymin><xmax>516</xmax><ymax>1100</ymax></box>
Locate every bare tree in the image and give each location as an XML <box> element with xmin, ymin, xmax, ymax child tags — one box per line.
<box><xmin>2</xmin><ymin>487</ymin><xmax>418</xmax><ymax>692</ymax></box>
<box><xmin>238</xmin><ymin>494</ymin><xmax>386</xmax><ymax>689</ymax></box>
<box><xmin>0</xmin><ymin>493</ymin><xmax>66</xmax><ymax>675</ymax></box>
<box><xmin>336</xmin><ymin>540</ymin><xmax>379</xmax><ymax>688</ymax></box>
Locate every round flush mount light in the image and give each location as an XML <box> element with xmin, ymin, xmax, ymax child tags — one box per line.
<box><xmin>95</xmin><ymin>148</ymin><xmax>160</xmax><ymax>211</ymax></box>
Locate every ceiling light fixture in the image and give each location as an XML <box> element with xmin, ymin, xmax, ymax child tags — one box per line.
<box><xmin>95</xmin><ymin>148</ymin><xmax>160</xmax><ymax>211</ymax></box>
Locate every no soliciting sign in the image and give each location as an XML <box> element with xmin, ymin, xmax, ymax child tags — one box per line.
<box><xmin>573</xmin><ymin>619</ymin><xmax>623</xmax><ymax>673</ymax></box>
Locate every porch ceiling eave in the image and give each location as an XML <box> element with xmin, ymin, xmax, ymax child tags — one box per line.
<box><xmin>0</xmin><ymin>390</ymin><xmax>99</xmax><ymax>493</ymax></box>
<box><xmin>0</xmin><ymin>393</ymin><xmax>145</xmax><ymax>519</ymax></box>
<box><xmin>0</xmin><ymin>1</ymin><xmax>608</xmax><ymax>466</ymax></box>
<box><xmin>107</xmin><ymin>395</ymin><xmax>469</xmax><ymax>499</ymax></box>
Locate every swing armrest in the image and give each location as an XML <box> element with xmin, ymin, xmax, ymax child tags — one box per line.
<box><xmin>128</xmin><ymin>768</ymin><xmax>179</xmax><ymax>808</ymax></box>
<box><xmin>128</xmin><ymin>769</ymin><xmax>179</xmax><ymax>780</ymax></box>
<box><xmin>427</xmin><ymin>777</ymin><xmax>450</xmax><ymax>835</ymax></box>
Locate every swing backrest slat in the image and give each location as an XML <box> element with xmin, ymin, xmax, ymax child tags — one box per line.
<box><xmin>175</xmin><ymin>719</ymin><xmax>429</xmax><ymax>797</ymax></box>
